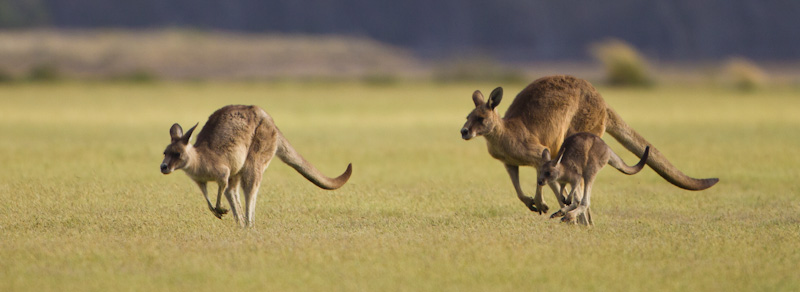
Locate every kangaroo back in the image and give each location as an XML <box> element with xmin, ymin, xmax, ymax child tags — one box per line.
<box><xmin>275</xmin><ymin>132</ymin><xmax>352</xmax><ymax>190</ymax></box>
<box><xmin>605</xmin><ymin>108</ymin><xmax>718</xmax><ymax>189</ymax></box>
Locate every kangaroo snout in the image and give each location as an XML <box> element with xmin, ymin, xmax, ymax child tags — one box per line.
<box><xmin>160</xmin><ymin>163</ymin><xmax>171</xmax><ymax>174</ymax></box>
<box><xmin>460</xmin><ymin>128</ymin><xmax>472</xmax><ymax>140</ymax></box>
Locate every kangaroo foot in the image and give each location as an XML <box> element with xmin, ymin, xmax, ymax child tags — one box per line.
<box><xmin>549</xmin><ymin>209</ymin><xmax>565</xmax><ymax>219</ymax></box>
<box><xmin>561</xmin><ymin>212</ymin><xmax>577</xmax><ymax>224</ymax></box>
<box><xmin>211</xmin><ymin>207</ymin><xmax>229</xmax><ymax>219</ymax></box>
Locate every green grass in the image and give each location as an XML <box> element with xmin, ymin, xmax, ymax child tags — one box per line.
<box><xmin>1</xmin><ymin>82</ymin><xmax>799</xmax><ymax>291</ymax></box>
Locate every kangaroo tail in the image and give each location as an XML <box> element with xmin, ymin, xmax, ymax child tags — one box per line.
<box><xmin>605</xmin><ymin>108</ymin><xmax>718</xmax><ymax>190</ymax></box>
<box><xmin>609</xmin><ymin>146</ymin><xmax>649</xmax><ymax>175</ymax></box>
<box><xmin>275</xmin><ymin>132</ymin><xmax>352</xmax><ymax>190</ymax></box>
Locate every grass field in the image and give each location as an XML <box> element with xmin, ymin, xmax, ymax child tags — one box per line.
<box><xmin>1</xmin><ymin>81</ymin><xmax>799</xmax><ymax>291</ymax></box>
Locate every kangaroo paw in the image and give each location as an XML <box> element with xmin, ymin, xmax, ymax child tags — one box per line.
<box><xmin>524</xmin><ymin>201</ymin><xmax>540</xmax><ymax>213</ymax></box>
<box><xmin>534</xmin><ymin>202</ymin><xmax>549</xmax><ymax>215</ymax></box>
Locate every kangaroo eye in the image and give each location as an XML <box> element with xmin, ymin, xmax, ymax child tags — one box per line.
<box><xmin>544</xmin><ymin>171</ymin><xmax>551</xmax><ymax>177</ymax></box>
<box><xmin>475</xmin><ymin>117</ymin><xmax>484</xmax><ymax>123</ymax></box>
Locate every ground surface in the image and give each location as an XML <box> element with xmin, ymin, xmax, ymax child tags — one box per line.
<box><xmin>1</xmin><ymin>82</ymin><xmax>798</xmax><ymax>291</ymax></box>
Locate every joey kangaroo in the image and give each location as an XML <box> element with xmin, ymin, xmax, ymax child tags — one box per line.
<box><xmin>536</xmin><ymin>132</ymin><xmax>650</xmax><ymax>225</ymax></box>
<box><xmin>460</xmin><ymin>75</ymin><xmax>718</xmax><ymax>215</ymax></box>
<box><xmin>160</xmin><ymin>105</ymin><xmax>352</xmax><ymax>227</ymax></box>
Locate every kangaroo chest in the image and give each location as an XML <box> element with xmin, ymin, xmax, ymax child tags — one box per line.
<box><xmin>486</xmin><ymin>139</ymin><xmax>539</xmax><ymax>166</ymax></box>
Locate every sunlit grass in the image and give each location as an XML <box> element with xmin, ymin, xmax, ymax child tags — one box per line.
<box><xmin>1</xmin><ymin>82</ymin><xmax>798</xmax><ymax>291</ymax></box>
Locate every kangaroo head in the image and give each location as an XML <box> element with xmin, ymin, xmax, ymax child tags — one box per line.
<box><xmin>160</xmin><ymin>123</ymin><xmax>198</xmax><ymax>174</ymax></box>
<box><xmin>461</xmin><ymin>87</ymin><xmax>503</xmax><ymax>140</ymax></box>
<box><xmin>537</xmin><ymin>148</ymin><xmax>563</xmax><ymax>186</ymax></box>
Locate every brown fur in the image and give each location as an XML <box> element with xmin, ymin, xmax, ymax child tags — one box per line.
<box><xmin>536</xmin><ymin>133</ymin><xmax>650</xmax><ymax>225</ymax></box>
<box><xmin>161</xmin><ymin>105</ymin><xmax>352</xmax><ymax>227</ymax></box>
<box><xmin>460</xmin><ymin>75</ymin><xmax>718</xmax><ymax>215</ymax></box>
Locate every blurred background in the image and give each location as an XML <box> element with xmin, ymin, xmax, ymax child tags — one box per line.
<box><xmin>1</xmin><ymin>0</ymin><xmax>799</xmax><ymax>87</ymax></box>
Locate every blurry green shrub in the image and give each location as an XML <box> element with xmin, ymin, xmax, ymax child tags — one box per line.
<box><xmin>362</xmin><ymin>73</ymin><xmax>400</xmax><ymax>86</ymax></box>
<box><xmin>0</xmin><ymin>68</ymin><xmax>14</xmax><ymax>83</ymax></box>
<box><xmin>112</xmin><ymin>69</ymin><xmax>159</xmax><ymax>83</ymax></box>
<box><xmin>26</xmin><ymin>64</ymin><xmax>62</xmax><ymax>82</ymax></box>
<box><xmin>434</xmin><ymin>57</ymin><xmax>526</xmax><ymax>83</ymax></box>
<box><xmin>721</xmin><ymin>57</ymin><xmax>767</xmax><ymax>91</ymax></box>
<box><xmin>590</xmin><ymin>39</ymin><xmax>654</xmax><ymax>87</ymax></box>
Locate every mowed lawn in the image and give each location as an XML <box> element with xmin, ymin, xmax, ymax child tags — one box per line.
<box><xmin>1</xmin><ymin>81</ymin><xmax>798</xmax><ymax>291</ymax></box>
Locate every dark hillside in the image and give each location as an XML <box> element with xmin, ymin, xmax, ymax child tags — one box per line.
<box><xmin>6</xmin><ymin>0</ymin><xmax>800</xmax><ymax>61</ymax></box>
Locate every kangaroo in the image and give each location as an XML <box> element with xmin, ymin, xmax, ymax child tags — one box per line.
<box><xmin>460</xmin><ymin>75</ymin><xmax>718</xmax><ymax>215</ymax></box>
<box><xmin>535</xmin><ymin>133</ymin><xmax>650</xmax><ymax>225</ymax></box>
<box><xmin>160</xmin><ymin>105</ymin><xmax>352</xmax><ymax>227</ymax></box>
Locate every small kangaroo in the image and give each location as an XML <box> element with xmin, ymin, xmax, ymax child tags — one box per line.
<box><xmin>160</xmin><ymin>104</ymin><xmax>352</xmax><ymax>228</ymax></box>
<box><xmin>461</xmin><ymin>75</ymin><xmax>717</xmax><ymax>215</ymax></box>
<box><xmin>536</xmin><ymin>132</ymin><xmax>650</xmax><ymax>225</ymax></box>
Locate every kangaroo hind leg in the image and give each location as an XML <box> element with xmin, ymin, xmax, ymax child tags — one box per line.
<box><xmin>242</xmin><ymin>147</ymin><xmax>276</xmax><ymax>228</ymax></box>
<box><xmin>240</xmin><ymin>114</ymin><xmax>280</xmax><ymax>228</ymax></box>
<box><xmin>564</xmin><ymin>176</ymin><xmax>594</xmax><ymax>226</ymax></box>
<box><xmin>241</xmin><ymin>163</ymin><xmax>270</xmax><ymax>228</ymax></box>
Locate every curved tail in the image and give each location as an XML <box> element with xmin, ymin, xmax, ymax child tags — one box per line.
<box><xmin>609</xmin><ymin>146</ymin><xmax>649</xmax><ymax>175</ymax></box>
<box><xmin>275</xmin><ymin>132</ymin><xmax>352</xmax><ymax>190</ymax></box>
<box><xmin>605</xmin><ymin>108</ymin><xmax>718</xmax><ymax>190</ymax></box>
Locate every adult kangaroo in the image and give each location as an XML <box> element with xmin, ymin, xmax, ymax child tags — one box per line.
<box><xmin>460</xmin><ymin>75</ymin><xmax>718</xmax><ymax>214</ymax></box>
<box><xmin>161</xmin><ymin>105</ymin><xmax>352</xmax><ymax>227</ymax></box>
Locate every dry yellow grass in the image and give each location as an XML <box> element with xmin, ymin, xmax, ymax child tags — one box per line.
<box><xmin>1</xmin><ymin>82</ymin><xmax>798</xmax><ymax>291</ymax></box>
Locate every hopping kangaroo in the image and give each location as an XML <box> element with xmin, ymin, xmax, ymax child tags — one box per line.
<box><xmin>160</xmin><ymin>105</ymin><xmax>352</xmax><ymax>227</ymax></box>
<box><xmin>536</xmin><ymin>132</ymin><xmax>650</xmax><ymax>225</ymax></box>
<box><xmin>460</xmin><ymin>75</ymin><xmax>718</xmax><ymax>215</ymax></box>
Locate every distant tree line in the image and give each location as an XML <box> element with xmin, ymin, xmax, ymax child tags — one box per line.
<box><xmin>0</xmin><ymin>0</ymin><xmax>47</xmax><ymax>27</ymax></box>
<box><xmin>3</xmin><ymin>0</ymin><xmax>799</xmax><ymax>61</ymax></box>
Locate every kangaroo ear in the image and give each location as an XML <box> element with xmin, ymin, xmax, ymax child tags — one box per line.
<box><xmin>169</xmin><ymin>123</ymin><xmax>183</xmax><ymax>142</ymax></box>
<box><xmin>487</xmin><ymin>87</ymin><xmax>503</xmax><ymax>110</ymax></box>
<box><xmin>556</xmin><ymin>151</ymin><xmax>565</xmax><ymax>165</ymax></box>
<box><xmin>472</xmin><ymin>90</ymin><xmax>485</xmax><ymax>107</ymax></box>
<box><xmin>542</xmin><ymin>148</ymin><xmax>551</xmax><ymax>161</ymax></box>
<box><xmin>180</xmin><ymin>123</ymin><xmax>199</xmax><ymax>145</ymax></box>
